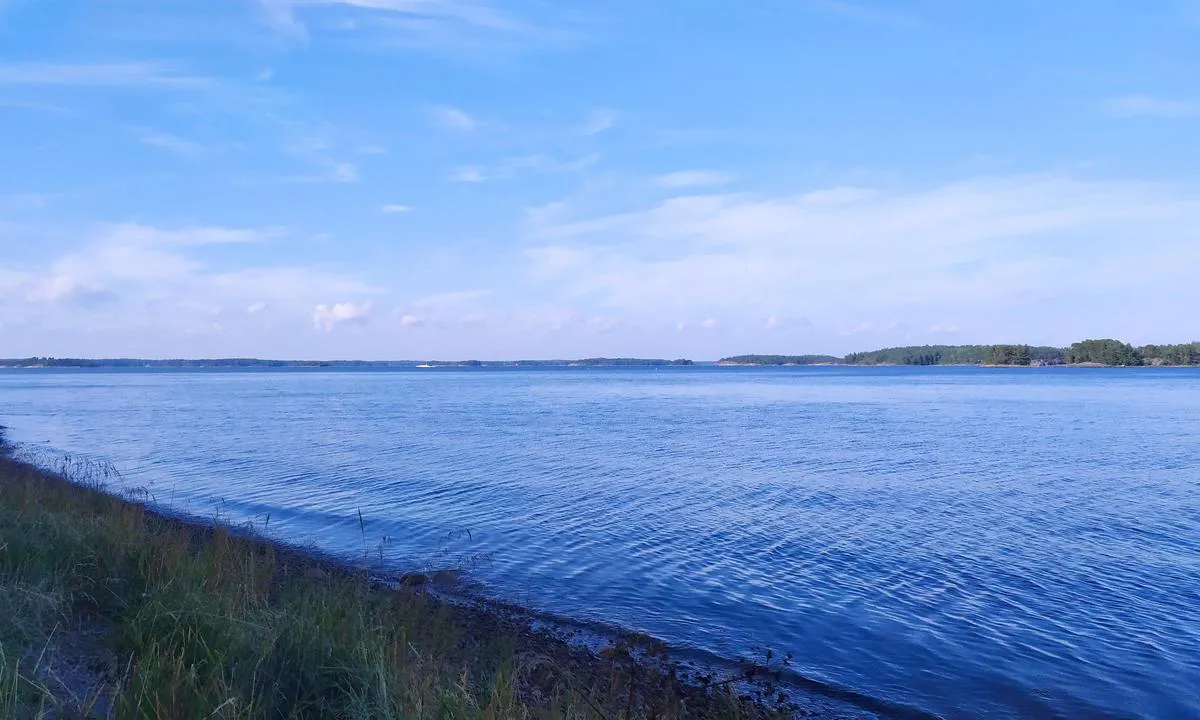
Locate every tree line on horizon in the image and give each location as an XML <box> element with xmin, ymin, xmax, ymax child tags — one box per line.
<box><xmin>722</xmin><ymin>339</ymin><xmax>1200</xmax><ymax>367</ymax></box>
<box><xmin>4</xmin><ymin>343</ymin><xmax>1198</xmax><ymax>369</ymax></box>
<box><xmin>0</xmin><ymin>357</ymin><xmax>696</xmax><ymax>369</ymax></box>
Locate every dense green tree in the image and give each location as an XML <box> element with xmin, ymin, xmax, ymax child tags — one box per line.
<box><xmin>719</xmin><ymin>355</ymin><xmax>840</xmax><ymax>365</ymax></box>
<box><xmin>843</xmin><ymin>345</ymin><xmax>989</xmax><ymax>365</ymax></box>
<box><xmin>0</xmin><ymin>357</ymin><xmax>694</xmax><ymax>369</ymax></box>
<box><xmin>984</xmin><ymin>345</ymin><xmax>1032</xmax><ymax>365</ymax></box>
<box><xmin>1028</xmin><ymin>346</ymin><xmax>1067</xmax><ymax>364</ymax></box>
<box><xmin>1137</xmin><ymin>343</ymin><xmax>1200</xmax><ymax>366</ymax></box>
<box><xmin>1065</xmin><ymin>339</ymin><xmax>1143</xmax><ymax>366</ymax></box>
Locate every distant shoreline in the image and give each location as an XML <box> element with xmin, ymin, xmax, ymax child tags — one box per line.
<box><xmin>715</xmin><ymin>362</ymin><xmax>1197</xmax><ymax>369</ymax></box>
<box><xmin>6</xmin><ymin>362</ymin><xmax>1197</xmax><ymax>370</ymax></box>
<box><xmin>4</xmin><ymin>338</ymin><xmax>1198</xmax><ymax>370</ymax></box>
<box><xmin>0</xmin><ymin>357</ymin><xmax>695</xmax><ymax>370</ymax></box>
<box><xmin>718</xmin><ymin>340</ymin><xmax>1199</xmax><ymax>368</ymax></box>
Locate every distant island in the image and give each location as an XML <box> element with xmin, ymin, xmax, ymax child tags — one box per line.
<box><xmin>720</xmin><ymin>339</ymin><xmax>1200</xmax><ymax>367</ymax></box>
<box><xmin>6</xmin><ymin>340</ymin><xmax>1199</xmax><ymax>370</ymax></box>
<box><xmin>0</xmin><ymin>357</ymin><xmax>695</xmax><ymax>369</ymax></box>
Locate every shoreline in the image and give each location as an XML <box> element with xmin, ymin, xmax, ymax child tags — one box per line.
<box><xmin>0</xmin><ymin>435</ymin><xmax>893</xmax><ymax>719</ymax></box>
<box><xmin>714</xmin><ymin>362</ymin><xmax>1197</xmax><ymax>368</ymax></box>
<box><xmin>7</xmin><ymin>362</ymin><xmax>1199</xmax><ymax>371</ymax></box>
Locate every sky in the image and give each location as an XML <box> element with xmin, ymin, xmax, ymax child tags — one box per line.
<box><xmin>1</xmin><ymin>0</ymin><xmax>1198</xmax><ymax>360</ymax></box>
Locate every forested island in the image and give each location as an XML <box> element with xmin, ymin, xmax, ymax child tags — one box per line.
<box><xmin>721</xmin><ymin>339</ymin><xmax>1200</xmax><ymax>367</ymax></box>
<box><xmin>0</xmin><ymin>357</ymin><xmax>694</xmax><ymax>369</ymax></box>
<box><xmin>720</xmin><ymin>354</ymin><xmax>841</xmax><ymax>366</ymax></box>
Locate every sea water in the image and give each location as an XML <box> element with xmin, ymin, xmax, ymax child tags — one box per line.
<box><xmin>2</xmin><ymin>366</ymin><xmax>1197</xmax><ymax>718</ymax></box>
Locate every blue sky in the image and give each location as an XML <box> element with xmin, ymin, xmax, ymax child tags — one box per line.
<box><xmin>1</xmin><ymin>0</ymin><xmax>1198</xmax><ymax>359</ymax></box>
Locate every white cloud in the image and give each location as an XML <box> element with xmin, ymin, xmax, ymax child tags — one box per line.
<box><xmin>24</xmin><ymin>275</ymin><xmax>108</xmax><ymax>303</ymax></box>
<box><xmin>840</xmin><ymin>322</ymin><xmax>874</xmax><ymax>336</ymax></box>
<box><xmin>536</xmin><ymin>310</ymin><xmax>622</xmax><ymax>335</ymax></box>
<box><xmin>330</xmin><ymin>162</ymin><xmax>359</xmax><ymax>182</ymax></box>
<box><xmin>579</xmin><ymin>108</ymin><xmax>617</xmax><ymax>136</ymax></box>
<box><xmin>675</xmin><ymin>318</ymin><xmax>720</xmax><ymax>333</ymax></box>
<box><xmin>258</xmin><ymin>0</ymin><xmax>310</xmax><ymax>39</ymax></box>
<box><xmin>458</xmin><ymin>312</ymin><xmax>492</xmax><ymax>328</ymax></box>
<box><xmin>1106</xmin><ymin>94</ymin><xmax>1200</xmax><ymax>118</ymax></box>
<box><xmin>412</xmin><ymin>289</ymin><xmax>491</xmax><ymax>307</ymax></box>
<box><xmin>288</xmin><ymin>161</ymin><xmax>359</xmax><ymax>183</ymax></box>
<box><xmin>654</xmin><ymin>170</ymin><xmax>735</xmax><ymax>188</ymax></box>
<box><xmin>313</xmin><ymin>301</ymin><xmax>373</xmax><ymax>331</ymax></box>
<box><xmin>0</xmin><ymin>192</ymin><xmax>54</xmax><ymax>210</ymax></box>
<box><xmin>766</xmin><ymin>315</ymin><xmax>812</xmax><ymax>330</ymax></box>
<box><xmin>0</xmin><ymin>223</ymin><xmax>384</xmax><ymax>348</ymax></box>
<box><xmin>256</xmin><ymin>0</ymin><xmax>550</xmax><ymax>51</ymax></box>
<box><xmin>381</xmin><ymin>203</ymin><xmax>412</xmax><ymax>214</ymax></box>
<box><xmin>506</xmin><ymin>153</ymin><xmax>599</xmax><ymax>175</ymax></box>
<box><xmin>398</xmin><ymin>313</ymin><xmax>425</xmax><ymax>327</ymax></box>
<box><xmin>450</xmin><ymin>166</ymin><xmax>486</xmax><ymax>182</ymax></box>
<box><xmin>588</xmin><ymin>316</ymin><xmax>621</xmax><ymax>334</ymax></box>
<box><xmin>136</xmin><ymin>128</ymin><xmax>204</xmax><ymax>157</ymax></box>
<box><xmin>524</xmin><ymin>175</ymin><xmax>1200</xmax><ymax>334</ymax></box>
<box><xmin>451</xmin><ymin>154</ymin><xmax>599</xmax><ymax>183</ymax></box>
<box><xmin>0</xmin><ymin>61</ymin><xmax>210</xmax><ymax>87</ymax></box>
<box><xmin>805</xmin><ymin>0</ymin><xmax>922</xmax><ymax>27</ymax></box>
<box><xmin>428</xmin><ymin>105</ymin><xmax>479</xmax><ymax>131</ymax></box>
<box><xmin>99</xmin><ymin>222</ymin><xmax>274</xmax><ymax>246</ymax></box>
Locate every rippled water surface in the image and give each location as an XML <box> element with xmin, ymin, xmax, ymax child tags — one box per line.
<box><xmin>3</xmin><ymin>366</ymin><xmax>1198</xmax><ymax>718</ymax></box>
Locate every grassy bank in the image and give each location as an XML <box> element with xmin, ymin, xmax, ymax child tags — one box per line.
<box><xmin>0</xmin><ymin>445</ymin><xmax>792</xmax><ymax>719</ymax></box>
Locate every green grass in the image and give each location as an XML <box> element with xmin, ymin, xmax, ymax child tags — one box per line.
<box><xmin>0</xmin><ymin>452</ymin><xmax>790</xmax><ymax>720</ymax></box>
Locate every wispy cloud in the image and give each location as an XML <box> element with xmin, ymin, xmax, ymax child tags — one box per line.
<box><xmin>805</xmin><ymin>0</ymin><xmax>921</xmax><ymax>27</ymax></box>
<box><xmin>258</xmin><ymin>0</ymin><xmax>310</xmax><ymax>40</ymax></box>
<box><xmin>259</xmin><ymin>0</ymin><xmax>562</xmax><ymax>52</ymax></box>
<box><xmin>101</xmin><ymin>222</ymin><xmax>276</xmax><ymax>246</ymax></box>
<box><xmin>381</xmin><ymin>203</ymin><xmax>412</xmax><ymax>214</ymax></box>
<box><xmin>287</xmin><ymin>161</ymin><xmax>359</xmax><ymax>183</ymax></box>
<box><xmin>0</xmin><ymin>99</ymin><xmax>73</xmax><ymax>114</ymax></box>
<box><xmin>579</xmin><ymin>108</ymin><xmax>617</xmax><ymax>136</ymax></box>
<box><xmin>524</xmin><ymin>175</ymin><xmax>1200</xmax><ymax>329</ymax></box>
<box><xmin>654</xmin><ymin>170</ymin><xmax>735</xmax><ymax>188</ymax></box>
<box><xmin>675</xmin><ymin>318</ymin><xmax>720</xmax><ymax>333</ymax></box>
<box><xmin>1106</xmin><ymin>94</ymin><xmax>1200</xmax><ymax>118</ymax></box>
<box><xmin>0</xmin><ymin>61</ymin><xmax>210</xmax><ymax>88</ymax></box>
<box><xmin>450</xmin><ymin>166</ymin><xmax>487</xmax><ymax>183</ymax></box>
<box><xmin>412</xmin><ymin>289</ymin><xmax>491</xmax><ymax>307</ymax></box>
<box><xmin>451</xmin><ymin>153</ymin><xmax>600</xmax><ymax>182</ymax></box>
<box><xmin>272</xmin><ymin>122</ymin><xmax>366</xmax><ymax>184</ymax></box>
<box><xmin>428</xmin><ymin>104</ymin><xmax>479</xmax><ymax>131</ymax></box>
<box><xmin>262</xmin><ymin>0</ymin><xmax>524</xmax><ymax>31</ymax></box>
<box><xmin>765</xmin><ymin>315</ymin><xmax>812</xmax><ymax>331</ymax></box>
<box><xmin>0</xmin><ymin>192</ymin><xmax>56</xmax><ymax>211</ymax></box>
<box><xmin>330</xmin><ymin>162</ymin><xmax>358</xmax><ymax>182</ymax></box>
<box><xmin>135</xmin><ymin>128</ymin><xmax>205</xmax><ymax>157</ymax></box>
<box><xmin>1181</xmin><ymin>0</ymin><xmax>1200</xmax><ymax>27</ymax></box>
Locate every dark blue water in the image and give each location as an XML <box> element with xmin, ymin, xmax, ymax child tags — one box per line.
<box><xmin>2</xmin><ymin>366</ymin><xmax>1198</xmax><ymax>719</ymax></box>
